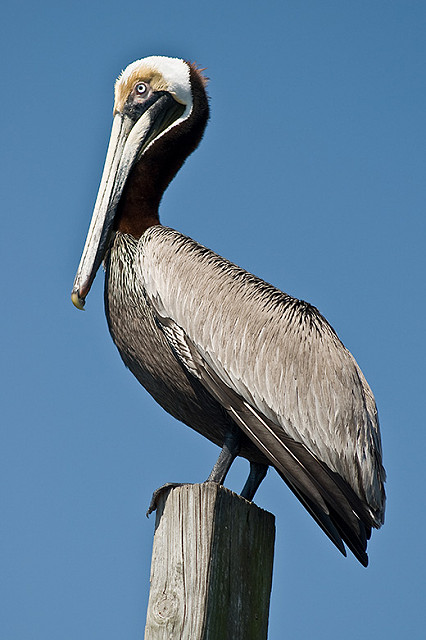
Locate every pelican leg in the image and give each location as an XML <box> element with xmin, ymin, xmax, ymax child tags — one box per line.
<box><xmin>206</xmin><ymin>426</ymin><xmax>241</xmax><ymax>485</ymax></box>
<box><xmin>148</xmin><ymin>428</ymin><xmax>241</xmax><ymax>515</ymax></box>
<box><xmin>241</xmin><ymin>462</ymin><xmax>268</xmax><ymax>501</ymax></box>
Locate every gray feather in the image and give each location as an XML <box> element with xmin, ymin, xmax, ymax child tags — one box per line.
<box><xmin>105</xmin><ymin>226</ymin><xmax>385</xmax><ymax>563</ymax></box>
<box><xmin>137</xmin><ymin>225</ymin><xmax>386</xmax><ymax>528</ymax></box>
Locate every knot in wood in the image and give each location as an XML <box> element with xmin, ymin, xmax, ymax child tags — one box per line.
<box><xmin>150</xmin><ymin>592</ymin><xmax>179</xmax><ymax>624</ymax></box>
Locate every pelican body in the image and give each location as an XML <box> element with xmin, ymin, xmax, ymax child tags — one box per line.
<box><xmin>72</xmin><ymin>56</ymin><xmax>385</xmax><ymax>566</ymax></box>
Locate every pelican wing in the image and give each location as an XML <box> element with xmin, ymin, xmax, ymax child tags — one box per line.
<box><xmin>137</xmin><ymin>226</ymin><xmax>386</xmax><ymax>562</ymax></box>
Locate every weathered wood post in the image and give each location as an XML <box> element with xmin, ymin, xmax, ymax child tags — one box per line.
<box><xmin>144</xmin><ymin>483</ymin><xmax>275</xmax><ymax>640</ymax></box>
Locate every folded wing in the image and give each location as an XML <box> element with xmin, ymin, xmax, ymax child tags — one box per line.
<box><xmin>137</xmin><ymin>226</ymin><xmax>386</xmax><ymax>564</ymax></box>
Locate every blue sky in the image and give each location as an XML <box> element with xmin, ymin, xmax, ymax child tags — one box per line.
<box><xmin>1</xmin><ymin>2</ymin><xmax>425</xmax><ymax>638</ymax></box>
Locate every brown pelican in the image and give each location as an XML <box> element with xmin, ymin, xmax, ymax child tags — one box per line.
<box><xmin>72</xmin><ymin>56</ymin><xmax>385</xmax><ymax>566</ymax></box>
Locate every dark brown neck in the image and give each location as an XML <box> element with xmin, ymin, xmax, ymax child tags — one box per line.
<box><xmin>114</xmin><ymin>158</ymin><xmax>162</xmax><ymax>236</ymax></box>
<box><xmin>115</xmin><ymin>64</ymin><xmax>210</xmax><ymax>239</ymax></box>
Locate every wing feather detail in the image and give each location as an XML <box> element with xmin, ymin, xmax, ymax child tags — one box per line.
<box><xmin>137</xmin><ymin>226</ymin><xmax>386</xmax><ymax>552</ymax></box>
<box><xmin>151</xmin><ymin>311</ymin><xmax>370</xmax><ymax>563</ymax></box>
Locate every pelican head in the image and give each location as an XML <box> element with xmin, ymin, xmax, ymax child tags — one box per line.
<box><xmin>72</xmin><ymin>56</ymin><xmax>209</xmax><ymax>309</ymax></box>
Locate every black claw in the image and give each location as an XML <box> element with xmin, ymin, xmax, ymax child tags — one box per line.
<box><xmin>146</xmin><ymin>482</ymin><xmax>188</xmax><ymax>516</ymax></box>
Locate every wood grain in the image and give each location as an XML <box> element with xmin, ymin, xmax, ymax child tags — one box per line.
<box><xmin>144</xmin><ymin>483</ymin><xmax>275</xmax><ymax>640</ymax></box>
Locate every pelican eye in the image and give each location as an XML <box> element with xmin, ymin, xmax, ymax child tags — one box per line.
<box><xmin>136</xmin><ymin>82</ymin><xmax>148</xmax><ymax>95</ymax></box>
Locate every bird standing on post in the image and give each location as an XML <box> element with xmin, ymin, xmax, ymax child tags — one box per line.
<box><xmin>72</xmin><ymin>55</ymin><xmax>386</xmax><ymax>566</ymax></box>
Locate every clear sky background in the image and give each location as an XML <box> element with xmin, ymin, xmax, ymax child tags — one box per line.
<box><xmin>1</xmin><ymin>2</ymin><xmax>425</xmax><ymax>638</ymax></box>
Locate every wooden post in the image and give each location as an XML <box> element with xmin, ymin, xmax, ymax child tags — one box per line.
<box><xmin>144</xmin><ymin>483</ymin><xmax>275</xmax><ymax>640</ymax></box>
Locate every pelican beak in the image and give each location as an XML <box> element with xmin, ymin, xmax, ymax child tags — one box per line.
<box><xmin>71</xmin><ymin>93</ymin><xmax>184</xmax><ymax>309</ymax></box>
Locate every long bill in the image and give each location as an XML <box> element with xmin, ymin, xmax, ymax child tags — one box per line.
<box><xmin>71</xmin><ymin>93</ymin><xmax>184</xmax><ymax>310</ymax></box>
